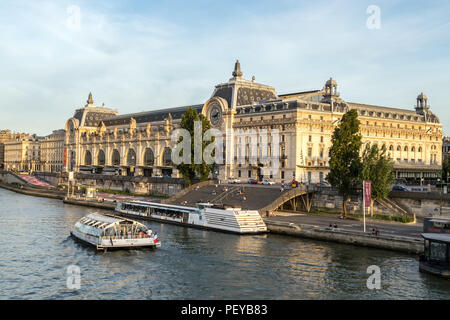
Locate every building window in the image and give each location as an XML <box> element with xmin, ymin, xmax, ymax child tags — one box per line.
<box><xmin>320</xmin><ymin>136</ymin><xmax>324</xmax><ymax>143</ymax></box>
<box><xmin>281</xmin><ymin>171</ymin><xmax>285</xmax><ymax>179</ymax></box>
<box><xmin>308</xmin><ymin>135</ymin><xmax>312</xmax><ymax>142</ymax></box>
<box><xmin>238</xmin><ymin>170</ymin><xmax>241</xmax><ymax>178</ymax></box>
<box><xmin>248</xmin><ymin>170</ymin><xmax>251</xmax><ymax>178</ymax></box>
<box><xmin>308</xmin><ymin>148</ymin><xmax>312</xmax><ymax>157</ymax></box>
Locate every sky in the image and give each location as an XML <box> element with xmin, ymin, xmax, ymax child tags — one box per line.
<box><xmin>0</xmin><ymin>0</ymin><xmax>449</xmax><ymax>136</ymax></box>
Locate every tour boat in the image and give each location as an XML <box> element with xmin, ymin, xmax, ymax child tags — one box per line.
<box><xmin>114</xmin><ymin>201</ymin><xmax>268</xmax><ymax>234</ymax></box>
<box><xmin>70</xmin><ymin>212</ymin><xmax>161</xmax><ymax>251</ymax></box>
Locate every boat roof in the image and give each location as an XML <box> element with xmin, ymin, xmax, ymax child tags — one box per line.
<box><xmin>421</xmin><ymin>233</ymin><xmax>450</xmax><ymax>243</ymax></box>
<box><xmin>81</xmin><ymin>212</ymin><xmax>148</xmax><ymax>229</ymax></box>
<box><xmin>87</xmin><ymin>213</ymin><xmax>123</xmax><ymax>224</ymax></box>
<box><xmin>426</xmin><ymin>218</ymin><xmax>450</xmax><ymax>223</ymax></box>
<box><xmin>123</xmin><ymin>200</ymin><xmax>198</xmax><ymax>211</ymax></box>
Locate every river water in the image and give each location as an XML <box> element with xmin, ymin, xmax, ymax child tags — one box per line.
<box><xmin>0</xmin><ymin>188</ymin><xmax>449</xmax><ymax>300</ymax></box>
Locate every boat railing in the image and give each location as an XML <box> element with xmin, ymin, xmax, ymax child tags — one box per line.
<box><xmin>101</xmin><ymin>234</ymin><xmax>153</xmax><ymax>240</ymax></box>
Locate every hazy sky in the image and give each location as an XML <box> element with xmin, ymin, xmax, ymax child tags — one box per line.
<box><xmin>0</xmin><ymin>0</ymin><xmax>449</xmax><ymax>136</ymax></box>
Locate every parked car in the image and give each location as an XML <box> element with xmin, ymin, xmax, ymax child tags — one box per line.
<box><xmin>154</xmin><ymin>174</ymin><xmax>163</xmax><ymax>178</ymax></box>
<box><xmin>262</xmin><ymin>179</ymin><xmax>275</xmax><ymax>185</ymax></box>
<box><xmin>316</xmin><ymin>181</ymin><xmax>331</xmax><ymax>187</ymax></box>
<box><xmin>248</xmin><ymin>179</ymin><xmax>258</xmax><ymax>184</ymax></box>
<box><xmin>392</xmin><ymin>185</ymin><xmax>408</xmax><ymax>191</ymax></box>
<box><xmin>228</xmin><ymin>178</ymin><xmax>241</xmax><ymax>184</ymax></box>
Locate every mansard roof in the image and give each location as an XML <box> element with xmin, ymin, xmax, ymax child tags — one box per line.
<box><xmin>347</xmin><ymin>102</ymin><xmax>440</xmax><ymax>123</ymax></box>
<box><xmin>102</xmin><ymin>104</ymin><xmax>204</xmax><ymax>126</ymax></box>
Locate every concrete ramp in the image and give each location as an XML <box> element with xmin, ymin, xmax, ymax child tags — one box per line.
<box><xmin>166</xmin><ymin>183</ymin><xmax>314</xmax><ymax>214</ymax></box>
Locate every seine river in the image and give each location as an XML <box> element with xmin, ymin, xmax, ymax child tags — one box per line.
<box><xmin>0</xmin><ymin>188</ymin><xmax>449</xmax><ymax>300</ymax></box>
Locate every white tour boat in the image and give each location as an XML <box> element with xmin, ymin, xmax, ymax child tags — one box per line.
<box><xmin>115</xmin><ymin>201</ymin><xmax>268</xmax><ymax>234</ymax></box>
<box><xmin>70</xmin><ymin>212</ymin><xmax>161</xmax><ymax>250</ymax></box>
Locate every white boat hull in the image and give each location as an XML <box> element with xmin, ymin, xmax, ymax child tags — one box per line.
<box><xmin>70</xmin><ymin>228</ymin><xmax>161</xmax><ymax>250</ymax></box>
<box><xmin>115</xmin><ymin>202</ymin><xmax>268</xmax><ymax>234</ymax></box>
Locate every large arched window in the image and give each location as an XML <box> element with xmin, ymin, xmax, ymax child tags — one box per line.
<box><xmin>162</xmin><ymin>147</ymin><xmax>172</xmax><ymax>166</ymax></box>
<box><xmin>111</xmin><ymin>149</ymin><xmax>120</xmax><ymax>166</ymax></box>
<box><xmin>404</xmin><ymin>146</ymin><xmax>408</xmax><ymax>152</ymax></box>
<box><xmin>397</xmin><ymin>145</ymin><xmax>401</xmax><ymax>151</ymax></box>
<box><xmin>127</xmin><ymin>149</ymin><xmax>136</xmax><ymax>166</ymax></box>
<box><xmin>144</xmin><ymin>148</ymin><xmax>154</xmax><ymax>166</ymax></box>
<box><xmin>98</xmin><ymin>150</ymin><xmax>105</xmax><ymax>166</ymax></box>
<box><xmin>84</xmin><ymin>151</ymin><xmax>92</xmax><ymax>165</ymax></box>
<box><xmin>389</xmin><ymin>145</ymin><xmax>394</xmax><ymax>151</ymax></box>
<box><xmin>418</xmin><ymin>146</ymin><xmax>422</xmax><ymax>153</ymax></box>
<box><xmin>411</xmin><ymin>146</ymin><xmax>415</xmax><ymax>152</ymax></box>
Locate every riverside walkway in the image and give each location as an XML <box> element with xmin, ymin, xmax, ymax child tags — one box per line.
<box><xmin>266</xmin><ymin>213</ymin><xmax>422</xmax><ymax>239</ymax></box>
<box><xmin>265</xmin><ymin>213</ymin><xmax>424</xmax><ymax>254</ymax></box>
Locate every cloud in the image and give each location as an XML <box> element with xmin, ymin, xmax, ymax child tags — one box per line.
<box><xmin>0</xmin><ymin>0</ymin><xmax>448</xmax><ymax>135</ymax></box>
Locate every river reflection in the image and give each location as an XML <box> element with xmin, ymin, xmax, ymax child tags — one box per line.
<box><xmin>0</xmin><ymin>188</ymin><xmax>449</xmax><ymax>299</ymax></box>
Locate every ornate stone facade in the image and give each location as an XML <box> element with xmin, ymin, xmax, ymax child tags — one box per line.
<box><xmin>40</xmin><ymin>129</ymin><xmax>66</xmax><ymax>173</ymax></box>
<box><xmin>63</xmin><ymin>61</ymin><xmax>444</xmax><ymax>185</ymax></box>
<box><xmin>4</xmin><ymin>134</ymin><xmax>41</xmax><ymax>172</ymax></box>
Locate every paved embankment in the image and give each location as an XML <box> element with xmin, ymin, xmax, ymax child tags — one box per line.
<box><xmin>265</xmin><ymin>214</ymin><xmax>424</xmax><ymax>254</ymax></box>
<box><xmin>0</xmin><ymin>182</ymin><xmax>64</xmax><ymax>200</ymax></box>
<box><xmin>62</xmin><ymin>198</ymin><xmax>116</xmax><ymax>210</ymax></box>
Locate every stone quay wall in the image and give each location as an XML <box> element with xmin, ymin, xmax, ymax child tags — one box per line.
<box><xmin>34</xmin><ymin>172</ymin><xmax>186</xmax><ymax>197</ymax></box>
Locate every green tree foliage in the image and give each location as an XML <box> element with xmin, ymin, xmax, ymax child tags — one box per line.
<box><xmin>176</xmin><ymin>107</ymin><xmax>213</xmax><ymax>186</ymax></box>
<box><xmin>443</xmin><ymin>156</ymin><xmax>450</xmax><ymax>183</ymax></box>
<box><xmin>360</xmin><ymin>144</ymin><xmax>394</xmax><ymax>215</ymax></box>
<box><xmin>197</xmin><ymin>113</ymin><xmax>213</xmax><ymax>181</ymax></box>
<box><xmin>326</xmin><ymin>109</ymin><xmax>362</xmax><ymax>217</ymax></box>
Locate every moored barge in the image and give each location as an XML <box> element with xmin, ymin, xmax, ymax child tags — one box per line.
<box><xmin>115</xmin><ymin>201</ymin><xmax>267</xmax><ymax>234</ymax></box>
<box><xmin>419</xmin><ymin>218</ymin><xmax>450</xmax><ymax>278</ymax></box>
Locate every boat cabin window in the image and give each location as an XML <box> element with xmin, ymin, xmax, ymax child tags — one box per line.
<box><xmin>429</xmin><ymin>241</ymin><xmax>448</xmax><ymax>263</ymax></box>
<box><xmin>122</xmin><ymin>203</ymin><xmax>149</xmax><ymax>214</ymax></box>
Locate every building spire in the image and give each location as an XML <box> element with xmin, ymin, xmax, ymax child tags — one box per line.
<box><xmin>87</xmin><ymin>92</ymin><xmax>94</xmax><ymax>105</ymax></box>
<box><xmin>232</xmin><ymin>59</ymin><xmax>243</xmax><ymax>78</ymax></box>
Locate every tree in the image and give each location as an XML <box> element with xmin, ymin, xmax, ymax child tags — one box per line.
<box><xmin>326</xmin><ymin>109</ymin><xmax>362</xmax><ymax>217</ymax></box>
<box><xmin>443</xmin><ymin>156</ymin><xmax>450</xmax><ymax>183</ymax></box>
<box><xmin>360</xmin><ymin>144</ymin><xmax>395</xmax><ymax>216</ymax></box>
<box><xmin>176</xmin><ymin>107</ymin><xmax>213</xmax><ymax>186</ymax></box>
<box><xmin>196</xmin><ymin>113</ymin><xmax>213</xmax><ymax>181</ymax></box>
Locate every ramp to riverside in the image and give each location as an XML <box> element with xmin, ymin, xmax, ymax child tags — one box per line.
<box><xmin>166</xmin><ymin>183</ymin><xmax>312</xmax><ymax>213</ymax></box>
<box><xmin>20</xmin><ymin>175</ymin><xmax>52</xmax><ymax>188</ymax></box>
